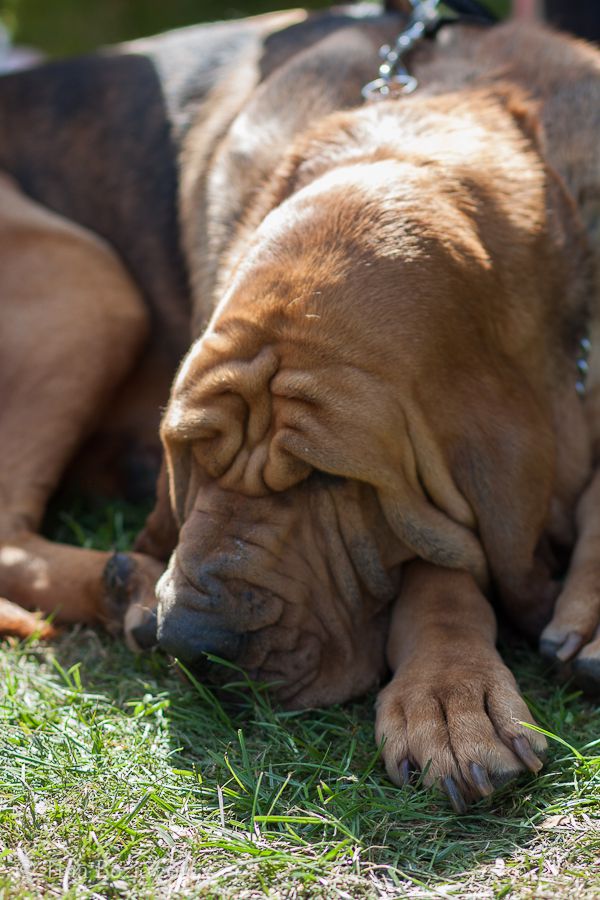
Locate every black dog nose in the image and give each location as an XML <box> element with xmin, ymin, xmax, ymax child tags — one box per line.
<box><xmin>157</xmin><ymin>607</ymin><xmax>242</xmax><ymax>666</ymax></box>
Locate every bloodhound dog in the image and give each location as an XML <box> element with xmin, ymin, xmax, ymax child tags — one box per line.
<box><xmin>1</xmin><ymin>3</ymin><xmax>600</xmax><ymax>810</ymax></box>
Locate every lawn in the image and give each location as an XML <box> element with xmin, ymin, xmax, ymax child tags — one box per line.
<box><xmin>0</xmin><ymin>503</ymin><xmax>599</xmax><ymax>898</ymax></box>
<box><xmin>0</xmin><ymin>1</ymin><xmax>597</xmax><ymax>896</ymax></box>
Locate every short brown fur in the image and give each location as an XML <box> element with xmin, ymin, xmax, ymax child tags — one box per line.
<box><xmin>2</xmin><ymin>9</ymin><xmax>600</xmax><ymax>808</ymax></box>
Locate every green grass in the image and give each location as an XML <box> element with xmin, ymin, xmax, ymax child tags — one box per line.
<box><xmin>1</xmin><ymin>502</ymin><xmax>599</xmax><ymax>898</ymax></box>
<box><xmin>0</xmin><ymin>0</ymin><xmax>591</xmax><ymax>893</ymax></box>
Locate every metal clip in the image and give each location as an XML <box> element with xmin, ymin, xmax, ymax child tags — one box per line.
<box><xmin>576</xmin><ymin>332</ymin><xmax>592</xmax><ymax>396</ymax></box>
<box><xmin>362</xmin><ymin>73</ymin><xmax>418</xmax><ymax>101</ymax></box>
<box><xmin>362</xmin><ymin>0</ymin><xmax>441</xmax><ymax>102</ymax></box>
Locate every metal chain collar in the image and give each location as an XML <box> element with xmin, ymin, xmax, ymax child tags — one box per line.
<box><xmin>576</xmin><ymin>335</ymin><xmax>591</xmax><ymax>396</ymax></box>
<box><xmin>362</xmin><ymin>0</ymin><xmax>441</xmax><ymax>101</ymax></box>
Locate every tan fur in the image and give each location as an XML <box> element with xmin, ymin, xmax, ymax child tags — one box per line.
<box><xmin>3</xmin><ymin>14</ymin><xmax>600</xmax><ymax>807</ymax></box>
<box><xmin>376</xmin><ymin>562</ymin><xmax>546</xmax><ymax>802</ymax></box>
<box><xmin>0</xmin><ymin>173</ymin><xmax>160</xmax><ymax>628</ymax></box>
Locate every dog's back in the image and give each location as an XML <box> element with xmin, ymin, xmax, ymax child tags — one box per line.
<box><xmin>0</xmin><ymin>10</ymin><xmax>599</xmax><ymax>344</ymax></box>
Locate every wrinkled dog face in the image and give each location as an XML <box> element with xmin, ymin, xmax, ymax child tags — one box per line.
<box><xmin>156</xmin><ymin>336</ymin><xmax>407</xmax><ymax>706</ymax></box>
<box><xmin>155</xmin><ymin>143</ymin><xmax>574</xmax><ymax>704</ymax></box>
<box><xmin>157</xmin><ymin>466</ymin><xmax>401</xmax><ymax>706</ymax></box>
<box><xmin>153</xmin><ymin>172</ymin><xmax>441</xmax><ymax>706</ymax></box>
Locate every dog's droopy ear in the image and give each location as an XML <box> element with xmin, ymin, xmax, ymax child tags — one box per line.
<box><xmin>452</xmin><ymin>390</ymin><xmax>557</xmax><ymax>637</ymax></box>
<box><xmin>161</xmin><ymin>344</ymin><xmax>315</xmax><ymax>514</ymax></box>
<box><xmin>134</xmin><ymin>460</ymin><xmax>180</xmax><ymax>560</ymax></box>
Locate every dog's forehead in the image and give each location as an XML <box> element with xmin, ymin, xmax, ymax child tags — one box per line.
<box><xmin>174</xmin><ymin>333</ymin><xmax>208</xmax><ymax>381</ymax></box>
<box><xmin>172</xmin><ymin>327</ymin><xmax>238</xmax><ymax>394</ymax></box>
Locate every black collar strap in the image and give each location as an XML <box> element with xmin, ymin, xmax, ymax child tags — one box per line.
<box><xmin>384</xmin><ymin>0</ymin><xmax>497</xmax><ymax>26</ymax></box>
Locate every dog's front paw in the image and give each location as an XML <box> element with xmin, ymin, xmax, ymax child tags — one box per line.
<box><xmin>375</xmin><ymin>661</ymin><xmax>546</xmax><ymax>812</ymax></box>
<box><xmin>539</xmin><ymin>566</ymin><xmax>600</xmax><ymax>694</ymax></box>
<box><xmin>102</xmin><ymin>552</ymin><xmax>163</xmax><ymax>650</ymax></box>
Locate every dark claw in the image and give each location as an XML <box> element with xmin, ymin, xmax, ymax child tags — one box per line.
<box><xmin>103</xmin><ymin>552</ymin><xmax>136</xmax><ymax>609</ymax></box>
<box><xmin>555</xmin><ymin>632</ymin><xmax>584</xmax><ymax>662</ymax></box>
<box><xmin>397</xmin><ymin>758</ymin><xmax>411</xmax><ymax>786</ymax></box>
<box><xmin>129</xmin><ymin>609</ymin><xmax>158</xmax><ymax>650</ymax></box>
<box><xmin>539</xmin><ymin>638</ymin><xmax>560</xmax><ymax>661</ymax></box>
<box><xmin>540</xmin><ymin>632</ymin><xmax>583</xmax><ymax>663</ymax></box>
<box><xmin>442</xmin><ymin>776</ymin><xmax>467</xmax><ymax>814</ymax></box>
<box><xmin>512</xmin><ymin>735</ymin><xmax>543</xmax><ymax>773</ymax></box>
<box><xmin>470</xmin><ymin>762</ymin><xmax>494</xmax><ymax>798</ymax></box>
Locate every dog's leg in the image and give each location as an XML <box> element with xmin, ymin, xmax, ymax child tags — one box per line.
<box><xmin>0</xmin><ymin>174</ymin><xmax>163</xmax><ymax>636</ymax></box>
<box><xmin>539</xmin><ymin>372</ymin><xmax>600</xmax><ymax>690</ymax></box>
<box><xmin>540</xmin><ymin>464</ymin><xmax>600</xmax><ymax>690</ymax></box>
<box><xmin>375</xmin><ymin>561</ymin><xmax>547</xmax><ymax>810</ymax></box>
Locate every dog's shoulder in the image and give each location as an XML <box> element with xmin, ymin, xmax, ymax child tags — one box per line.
<box><xmin>0</xmin><ymin>49</ymin><xmax>193</xmax><ymax>353</ymax></box>
<box><xmin>0</xmin><ymin>6</ymin><xmax>399</xmax><ymax>350</ymax></box>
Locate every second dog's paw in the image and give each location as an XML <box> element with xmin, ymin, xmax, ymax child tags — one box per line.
<box><xmin>539</xmin><ymin>569</ymin><xmax>600</xmax><ymax>695</ymax></box>
<box><xmin>0</xmin><ymin>596</ymin><xmax>56</xmax><ymax>640</ymax></box>
<box><xmin>102</xmin><ymin>552</ymin><xmax>162</xmax><ymax>650</ymax></box>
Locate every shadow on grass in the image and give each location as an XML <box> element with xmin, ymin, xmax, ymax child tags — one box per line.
<box><xmin>6</xmin><ymin>495</ymin><xmax>592</xmax><ymax>894</ymax></box>
<box><xmin>39</xmin><ymin>623</ymin><xmax>598</xmax><ymax>894</ymax></box>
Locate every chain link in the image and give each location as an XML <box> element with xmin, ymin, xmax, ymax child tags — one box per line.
<box><xmin>362</xmin><ymin>0</ymin><xmax>441</xmax><ymax>101</ymax></box>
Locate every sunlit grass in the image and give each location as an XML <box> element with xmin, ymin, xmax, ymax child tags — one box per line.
<box><xmin>0</xmin><ymin>500</ymin><xmax>598</xmax><ymax>897</ymax></box>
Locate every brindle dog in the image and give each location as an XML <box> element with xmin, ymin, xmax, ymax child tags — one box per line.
<box><xmin>1</xmin><ymin>5</ymin><xmax>600</xmax><ymax>811</ymax></box>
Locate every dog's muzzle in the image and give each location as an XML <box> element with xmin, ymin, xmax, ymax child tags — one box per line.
<box><xmin>155</xmin><ymin>567</ymin><xmax>243</xmax><ymax>667</ymax></box>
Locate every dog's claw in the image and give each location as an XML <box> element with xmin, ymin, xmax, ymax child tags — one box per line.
<box><xmin>540</xmin><ymin>631</ymin><xmax>583</xmax><ymax>663</ymax></box>
<box><xmin>539</xmin><ymin>638</ymin><xmax>560</xmax><ymax>661</ymax></box>
<box><xmin>512</xmin><ymin>735</ymin><xmax>543</xmax><ymax>773</ymax></box>
<box><xmin>127</xmin><ymin>609</ymin><xmax>158</xmax><ymax>651</ymax></box>
<box><xmin>103</xmin><ymin>553</ymin><xmax>163</xmax><ymax>645</ymax></box>
<box><xmin>442</xmin><ymin>776</ymin><xmax>467</xmax><ymax>813</ymax></box>
<box><xmin>556</xmin><ymin>632</ymin><xmax>584</xmax><ymax>662</ymax></box>
<box><xmin>397</xmin><ymin>757</ymin><xmax>412</xmax><ymax>785</ymax></box>
<box><xmin>470</xmin><ymin>762</ymin><xmax>494</xmax><ymax>797</ymax></box>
